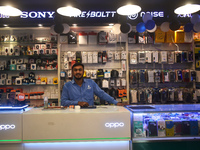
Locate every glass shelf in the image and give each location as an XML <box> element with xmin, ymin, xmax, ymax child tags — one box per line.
<box><xmin>0</xmin><ymin>54</ymin><xmax>57</xmax><ymax>58</ymax></box>
<box><xmin>0</xmin><ymin>70</ymin><xmax>57</xmax><ymax>72</ymax></box>
<box><xmin>0</xmin><ymin>84</ymin><xmax>58</xmax><ymax>86</ymax></box>
<box><xmin>0</xmin><ymin>41</ymin><xmax>57</xmax><ymax>44</ymax></box>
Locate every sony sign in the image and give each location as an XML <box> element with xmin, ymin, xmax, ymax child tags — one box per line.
<box><xmin>20</xmin><ymin>11</ymin><xmax>55</xmax><ymax>19</ymax></box>
<box><xmin>0</xmin><ymin>124</ymin><xmax>16</xmax><ymax>130</ymax></box>
<box><xmin>128</xmin><ymin>11</ymin><xmax>164</xmax><ymax>20</ymax></box>
<box><xmin>105</xmin><ymin>122</ymin><xmax>124</xmax><ymax>128</ymax></box>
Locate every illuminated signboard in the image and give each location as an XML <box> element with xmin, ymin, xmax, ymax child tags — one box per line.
<box><xmin>105</xmin><ymin>122</ymin><xmax>124</xmax><ymax>128</ymax></box>
<box><xmin>0</xmin><ymin>124</ymin><xmax>16</xmax><ymax>130</ymax></box>
<box><xmin>0</xmin><ymin>10</ymin><xmax>191</xmax><ymax>20</ymax></box>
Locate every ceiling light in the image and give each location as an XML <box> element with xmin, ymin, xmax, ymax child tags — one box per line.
<box><xmin>57</xmin><ymin>6</ymin><xmax>81</xmax><ymax>17</ymax></box>
<box><xmin>3</xmin><ymin>24</ymin><xmax>8</xmax><ymax>27</ymax></box>
<box><xmin>109</xmin><ymin>23</ymin><xmax>114</xmax><ymax>26</ymax></box>
<box><xmin>38</xmin><ymin>24</ymin><xmax>43</xmax><ymax>27</ymax></box>
<box><xmin>174</xmin><ymin>4</ymin><xmax>200</xmax><ymax>14</ymax></box>
<box><xmin>117</xmin><ymin>4</ymin><xmax>141</xmax><ymax>16</ymax></box>
<box><xmin>0</xmin><ymin>6</ymin><xmax>22</xmax><ymax>16</ymax></box>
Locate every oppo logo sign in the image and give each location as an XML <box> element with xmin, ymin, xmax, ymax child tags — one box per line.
<box><xmin>0</xmin><ymin>124</ymin><xmax>15</xmax><ymax>130</ymax></box>
<box><xmin>105</xmin><ymin>122</ymin><xmax>124</xmax><ymax>128</ymax></box>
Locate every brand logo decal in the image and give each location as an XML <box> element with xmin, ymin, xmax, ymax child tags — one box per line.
<box><xmin>105</xmin><ymin>122</ymin><xmax>124</xmax><ymax>128</ymax></box>
<box><xmin>87</xmin><ymin>85</ymin><xmax>91</xmax><ymax>89</ymax></box>
<box><xmin>0</xmin><ymin>124</ymin><xmax>16</xmax><ymax>130</ymax></box>
<box><xmin>128</xmin><ymin>11</ymin><xmax>164</xmax><ymax>20</ymax></box>
<box><xmin>74</xmin><ymin>11</ymin><xmax>116</xmax><ymax>18</ymax></box>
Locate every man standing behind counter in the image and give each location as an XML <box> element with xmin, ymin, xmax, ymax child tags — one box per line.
<box><xmin>61</xmin><ymin>63</ymin><xmax>123</xmax><ymax>107</ymax></box>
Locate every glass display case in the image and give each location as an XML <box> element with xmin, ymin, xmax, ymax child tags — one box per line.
<box><xmin>126</xmin><ymin>104</ymin><xmax>200</xmax><ymax>142</ymax></box>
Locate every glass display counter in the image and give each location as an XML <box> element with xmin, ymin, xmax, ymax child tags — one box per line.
<box><xmin>126</xmin><ymin>104</ymin><xmax>200</xmax><ymax>150</ymax></box>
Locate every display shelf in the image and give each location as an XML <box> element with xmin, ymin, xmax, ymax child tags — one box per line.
<box><xmin>0</xmin><ymin>70</ymin><xmax>57</xmax><ymax>72</ymax></box>
<box><xmin>0</xmin><ymin>84</ymin><xmax>57</xmax><ymax>86</ymax></box>
<box><xmin>0</xmin><ymin>54</ymin><xmax>57</xmax><ymax>58</ymax></box>
<box><xmin>0</xmin><ymin>40</ymin><xmax>57</xmax><ymax>44</ymax></box>
<box><xmin>132</xmin><ymin>137</ymin><xmax>200</xmax><ymax>142</ymax></box>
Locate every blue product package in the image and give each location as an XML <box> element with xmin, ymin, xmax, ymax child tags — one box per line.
<box><xmin>190</xmin><ymin>120</ymin><xmax>198</xmax><ymax>136</ymax></box>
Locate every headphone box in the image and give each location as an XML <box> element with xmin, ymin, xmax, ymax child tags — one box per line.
<box><xmin>33</xmin><ymin>49</ymin><xmax>38</xmax><ymax>55</ymax></box>
<box><xmin>0</xmin><ymin>79</ymin><xmax>6</xmax><ymax>85</ymax></box>
<box><xmin>14</xmin><ymin>46</ymin><xmax>20</xmax><ymax>56</ymax></box>
<box><xmin>10</xmin><ymin>59</ymin><xmax>17</xmax><ymax>65</ymax></box>
<box><xmin>10</xmin><ymin>64</ymin><xmax>16</xmax><ymax>70</ymax></box>
<box><xmin>17</xmin><ymin>65</ymin><xmax>22</xmax><ymax>70</ymax></box>
<box><xmin>21</xmin><ymin>64</ymin><xmax>27</xmax><ymax>70</ymax></box>
<box><xmin>45</xmin><ymin>49</ymin><xmax>51</xmax><ymax>55</ymax></box>
<box><xmin>1</xmin><ymin>73</ymin><xmax>7</xmax><ymax>79</ymax></box>
<box><xmin>15</xmin><ymin>78</ymin><xmax>22</xmax><ymax>85</ymax></box>
<box><xmin>30</xmin><ymin>64</ymin><xmax>36</xmax><ymax>70</ymax></box>
<box><xmin>17</xmin><ymin>59</ymin><xmax>23</xmax><ymax>64</ymax></box>
<box><xmin>51</xmin><ymin>49</ymin><xmax>57</xmax><ymax>55</ymax></box>
<box><xmin>53</xmin><ymin>77</ymin><xmax>58</xmax><ymax>84</ymax></box>
<box><xmin>34</xmin><ymin>44</ymin><xmax>40</xmax><ymax>50</ymax></box>
<box><xmin>6</xmin><ymin>79</ymin><xmax>12</xmax><ymax>85</ymax></box>
<box><xmin>39</xmin><ymin>49</ymin><xmax>45</xmax><ymax>55</ymax></box>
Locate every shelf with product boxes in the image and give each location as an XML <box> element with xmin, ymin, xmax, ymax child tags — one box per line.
<box><xmin>128</xmin><ymin>28</ymin><xmax>196</xmax><ymax>105</ymax></box>
<box><xmin>0</xmin><ymin>27</ymin><xmax>59</xmax><ymax>107</ymax></box>
<box><xmin>126</xmin><ymin>104</ymin><xmax>200</xmax><ymax>142</ymax></box>
<box><xmin>59</xmin><ymin>28</ymin><xmax>129</xmax><ymax>104</ymax></box>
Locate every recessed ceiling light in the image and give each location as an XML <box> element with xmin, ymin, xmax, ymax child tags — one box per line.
<box><xmin>109</xmin><ymin>23</ymin><xmax>114</xmax><ymax>26</ymax></box>
<box><xmin>0</xmin><ymin>6</ymin><xmax>22</xmax><ymax>16</ymax></box>
<box><xmin>57</xmin><ymin>6</ymin><xmax>81</xmax><ymax>17</ymax></box>
<box><xmin>38</xmin><ymin>24</ymin><xmax>43</xmax><ymax>27</ymax></box>
<box><xmin>174</xmin><ymin>4</ymin><xmax>200</xmax><ymax>14</ymax></box>
<box><xmin>117</xmin><ymin>4</ymin><xmax>141</xmax><ymax>16</ymax></box>
<box><xmin>3</xmin><ymin>24</ymin><xmax>8</xmax><ymax>27</ymax></box>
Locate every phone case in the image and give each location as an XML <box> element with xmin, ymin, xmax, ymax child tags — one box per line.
<box><xmin>158</xmin><ymin>120</ymin><xmax>166</xmax><ymax>137</ymax></box>
<box><xmin>165</xmin><ymin>120</ymin><xmax>174</xmax><ymax>137</ymax></box>
<box><xmin>148</xmin><ymin>121</ymin><xmax>158</xmax><ymax>136</ymax></box>
<box><xmin>182</xmin><ymin>121</ymin><xmax>190</xmax><ymax>135</ymax></box>
<box><xmin>190</xmin><ymin>120</ymin><xmax>198</xmax><ymax>136</ymax></box>
<box><xmin>174</xmin><ymin>121</ymin><xmax>182</xmax><ymax>136</ymax></box>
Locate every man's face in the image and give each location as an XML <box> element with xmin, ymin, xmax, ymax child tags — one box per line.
<box><xmin>73</xmin><ymin>65</ymin><xmax>84</xmax><ymax>80</ymax></box>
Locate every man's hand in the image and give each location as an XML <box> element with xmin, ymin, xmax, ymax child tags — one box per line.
<box><xmin>78</xmin><ymin>102</ymin><xmax>89</xmax><ymax>107</ymax></box>
<box><xmin>116</xmin><ymin>102</ymin><xmax>126</xmax><ymax>106</ymax></box>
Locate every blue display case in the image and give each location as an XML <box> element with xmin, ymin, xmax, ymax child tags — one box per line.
<box><xmin>126</xmin><ymin>104</ymin><xmax>200</xmax><ymax>141</ymax></box>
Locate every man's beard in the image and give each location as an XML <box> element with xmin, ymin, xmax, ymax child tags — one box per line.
<box><xmin>74</xmin><ymin>74</ymin><xmax>83</xmax><ymax>80</ymax></box>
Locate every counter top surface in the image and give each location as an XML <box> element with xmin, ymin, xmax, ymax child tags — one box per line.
<box><xmin>126</xmin><ymin>104</ymin><xmax>200</xmax><ymax>113</ymax></box>
<box><xmin>23</xmin><ymin>106</ymin><xmax>129</xmax><ymax>114</ymax></box>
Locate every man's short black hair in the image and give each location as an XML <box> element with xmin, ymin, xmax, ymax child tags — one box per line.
<box><xmin>72</xmin><ymin>62</ymin><xmax>84</xmax><ymax>70</ymax></box>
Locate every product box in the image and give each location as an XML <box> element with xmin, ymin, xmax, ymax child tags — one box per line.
<box><xmin>10</xmin><ymin>64</ymin><xmax>16</xmax><ymax>70</ymax></box>
<box><xmin>190</xmin><ymin>120</ymin><xmax>198</xmax><ymax>136</ymax></box>
<box><xmin>79</xmin><ymin>32</ymin><xmax>88</xmax><ymax>45</ymax></box>
<box><xmin>148</xmin><ymin>121</ymin><xmax>158</xmax><ymax>137</ymax></box>
<box><xmin>41</xmin><ymin>77</ymin><xmax>47</xmax><ymax>84</ymax></box>
<box><xmin>157</xmin><ymin>120</ymin><xmax>166</xmax><ymax>137</ymax></box>
<box><xmin>174</xmin><ymin>121</ymin><xmax>182</xmax><ymax>136</ymax></box>
<box><xmin>88</xmin><ymin>31</ymin><xmax>97</xmax><ymax>45</ymax></box>
<box><xmin>133</xmin><ymin>121</ymin><xmax>144</xmax><ymax>137</ymax></box>
<box><xmin>182</xmin><ymin>121</ymin><xmax>190</xmax><ymax>135</ymax></box>
<box><xmin>165</xmin><ymin>120</ymin><xmax>174</xmax><ymax>137</ymax></box>
<box><xmin>98</xmin><ymin>31</ymin><xmax>107</xmax><ymax>44</ymax></box>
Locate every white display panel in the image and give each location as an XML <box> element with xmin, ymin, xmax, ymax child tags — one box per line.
<box><xmin>0</xmin><ymin>111</ymin><xmax>23</xmax><ymax>143</ymax></box>
<box><xmin>23</xmin><ymin>106</ymin><xmax>131</xmax><ymax>143</ymax></box>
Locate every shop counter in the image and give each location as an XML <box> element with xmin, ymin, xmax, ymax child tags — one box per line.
<box><xmin>0</xmin><ymin>106</ymin><xmax>131</xmax><ymax>150</ymax></box>
<box><xmin>0</xmin><ymin>110</ymin><xmax>23</xmax><ymax>144</ymax></box>
<box><xmin>23</xmin><ymin>106</ymin><xmax>131</xmax><ymax>143</ymax></box>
